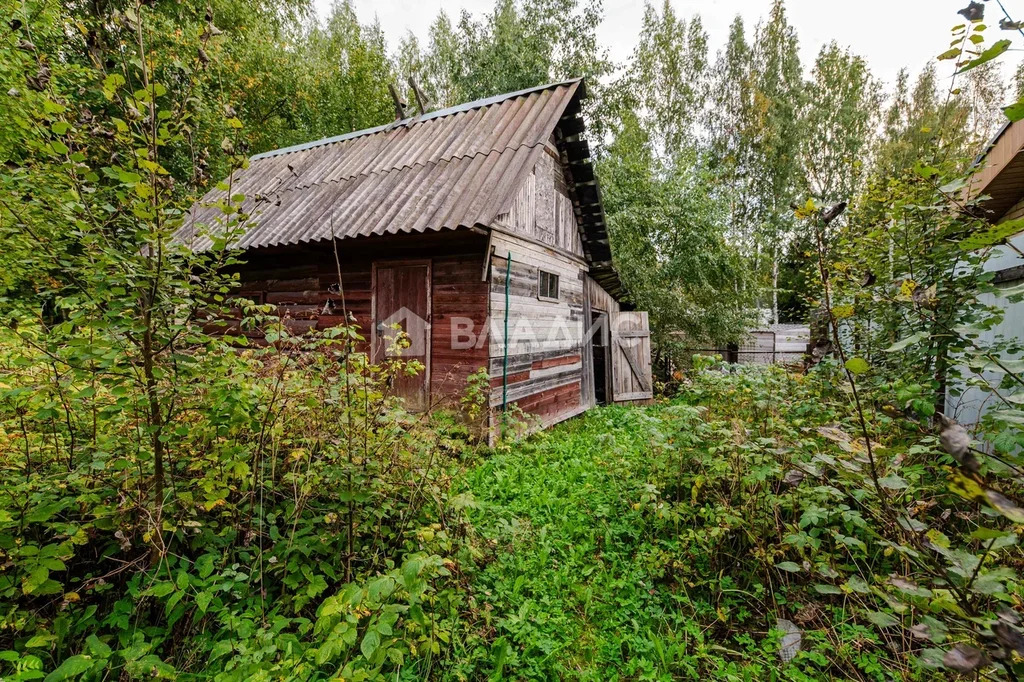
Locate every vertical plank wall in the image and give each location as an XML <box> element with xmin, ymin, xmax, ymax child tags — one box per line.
<box><xmin>586</xmin><ymin>275</ymin><xmax>621</xmax><ymax>314</ymax></box>
<box><xmin>609</xmin><ymin>311</ymin><xmax>654</xmax><ymax>403</ymax></box>
<box><xmin>495</xmin><ymin>137</ymin><xmax>584</xmax><ymax>258</ymax></box>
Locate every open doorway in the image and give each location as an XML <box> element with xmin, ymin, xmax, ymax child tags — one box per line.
<box><xmin>591</xmin><ymin>311</ymin><xmax>609</xmax><ymax>405</ymax></box>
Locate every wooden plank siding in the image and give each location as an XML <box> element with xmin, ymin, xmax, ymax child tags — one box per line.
<box><xmin>586</xmin><ymin>274</ymin><xmax>621</xmax><ymax>314</ymax></box>
<box><xmin>610</xmin><ymin>311</ymin><xmax>654</xmax><ymax>404</ymax></box>
<box><xmin>229</xmin><ymin>230</ymin><xmax>490</xmax><ymax>411</ymax></box>
<box><xmin>969</xmin><ymin>121</ymin><xmax>1024</xmax><ymax>220</ymax></box>
<box><xmin>493</xmin><ymin>138</ymin><xmax>585</xmax><ymax>258</ymax></box>
<box><xmin>485</xmin><ymin>136</ymin><xmax>638</xmax><ymax>428</ymax></box>
<box><xmin>488</xmin><ymin>230</ymin><xmax>588</xmax><ymax>427</ymax></box>
<box><xmin>1001</xmin><ymin>195</ymin><xmax>1024</xmax><ymax>223</ymax></box>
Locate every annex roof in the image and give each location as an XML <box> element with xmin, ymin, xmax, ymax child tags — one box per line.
<box><xmin>969</xmin><ymin>118</ymin><xmax>1024</xmax><ymax>222</ymax></box>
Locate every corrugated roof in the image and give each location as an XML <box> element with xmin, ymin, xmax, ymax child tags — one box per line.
<box><xmin>176</xmin><ymin>80</ymin><xmax>578</xmax><ymax>248</ymax></box>
<box><xmin>175</xmin><ymin>77</ymin><xmax>625</xmax><ymax>298</ymax></box>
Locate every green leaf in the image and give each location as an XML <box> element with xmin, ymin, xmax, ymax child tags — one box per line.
<box><xmin>991</xmin><ymin>409</ymin><xmax>1024</xmax><ymax>426</ymax></box>
<box><xmin>938</xmin><ymin>48</ymin><xmax>961</xmax><ymax>61</ymax></box>
<box><xmin>306</xmin><ymin>574</ymin><xmax>328</xmax><ymax>598</ymax></box>
<box><xmin>879</xmin><ymin>474</ymin><xmax>909</xmax><ymax>490</ymax></box>
<box><xmin>360</xmin><ymin>629</ymin><xmax>380</xmax><ymax>660</ymax></box>
<box><xmin>209</xmin><ymin>640</ymin><xmax>233</xmax><ymax>661</ymax></box>
<box><xmin>926</xmin><ymin>529</ymin><xmax>951</xmax><ymax>551</ymax></box>
<box><xmin>23</xmin><ymin>566</ymin><xmax>49</xmax><ymax>595</ymax></box>
<box><xmin>144</xmin><ymin>582</ymin><xmax>175</xmax><ymax>598</ymax></box>
<box><xmin>885</xmin><ymin>331</ymin><xmax>929</xmax><ymax>352</ymax></box>
<box><xmin>972</xmin><ymin>527</ymin><xmax>1011</xmax><ymax>541</ymax></box>
<box><xmin>844</xmin><ymin>576</ymin><xmax>870</xmax><ymax>594</ymax></box>
<box><xmin>195</xmin><ymin>554</ymin><xmax>215</xmax><ymax>579</ymax></box>
<box><xmin>368</xmin><ymin>576</ymin><xmax>395</xmax><ymax>602</ymax></box>
<box><xmin>25</xmin><ymin>632</ymin><xmax>56</xmax><ymax>648</ymax></box>
<box><xmin>957</xmin><ymin>39</ymin><xmax>1011</xmax><ymax>73</ymax></box>
<box><xmin>959</xmin><ymin>219</ymin><xmax>1024</xmax><ymax>250</ymax></box>
<box><xmin>845</xmin><ymin>357</ymin><xmax>869</xmax><ymax>375</ymax></box>
<box><xmin>775</xmin><ymin>561</ymin><xmax>801</xmax><ymax>573</ymax></box>
<box><xmin>813</xmin><ymin>584</ymin><xmax>842</xmax><ymax>594</ymax></box>
<box><xmin>1005</xmin><ymin>97</ymin><xmax>1024</xmax><ymax>122</ymax></box>
<box><xmin>44</xmin><ymin>655</ymin><xmax>93</xmax><ymax>681</ymax></box>
<box><xmin>195</xmin><ymin>591</ymin><xmax>212</xmax><ymax>613</ymax></box>
<box><xmin>1003</xmin><ymin>281</ymin><xmax>1024</xmax><ymax>300</ymax></box>
<box><xmin>86</xmin><ymin>635</ymin><xmax>111</xmax><ymax>659</ymax></box>
<box><xmin>103</xmin><ymin>74</ymin><xmax>126</xmax><ymax>92</ymax></box>
<box><xmin>865</xmin><ymin>611</ymin><xmax>900</xmax><ymax>628</ymax></box>
<box><xmin>26</xmin><ymin>502</ymin><xmax>62</xmax><ymax>523</ymax></box>
<box><xmin>401</xmin><ymin>557</ymin><xmax>424</xmax><ymax>587</ymax></box>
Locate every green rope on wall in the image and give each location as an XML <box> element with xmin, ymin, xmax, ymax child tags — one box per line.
<box><xmin>501</xmin><ymin>250</ymin><xmax>511</xmax><ymax>439</ymax></box>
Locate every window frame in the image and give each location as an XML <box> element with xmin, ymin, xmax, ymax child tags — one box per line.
<box><xmin>537</xmin><ymin>269</ymin><xmax>560</xmax><ymax>302</ymax></box>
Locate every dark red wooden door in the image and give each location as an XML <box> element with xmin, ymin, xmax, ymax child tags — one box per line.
<box><xmin>373</xmin><ymin>261</ymin><xmax>431</xmax><ymax>412</ymax></box>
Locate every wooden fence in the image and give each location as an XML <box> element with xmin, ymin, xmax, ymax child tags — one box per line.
<box><xmin>736</xmin><ymin>325</ymin><xmax>810</xmax><ymax>365</ymax></box>
<box><xmin>680</xmin><ymin>324</ymin><xmax>810</xmax><ymax>366</ymax></box>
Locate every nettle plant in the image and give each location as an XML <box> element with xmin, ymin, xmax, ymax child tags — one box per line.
<box><xmin>0</xmin><ymin>4</ymin><xmax>469</xmax><ymax>680</ymax></box>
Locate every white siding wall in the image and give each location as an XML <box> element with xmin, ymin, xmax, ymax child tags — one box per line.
<box><xmin>946</xmin><ymin>229</ymin><xmax>1024</xmax><ymax>427</ymax></box>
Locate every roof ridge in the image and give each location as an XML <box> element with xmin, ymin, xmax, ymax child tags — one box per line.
<box><xmin>250</xmin><ymin>78</ymin><xmax>583</xmax><ymax>162</ymax></box>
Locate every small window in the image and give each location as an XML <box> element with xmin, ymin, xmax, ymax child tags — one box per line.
<box><xmin>538</xmin><ymin>270</ymin><xmax>559</xmax><ymax>301</ymax></box>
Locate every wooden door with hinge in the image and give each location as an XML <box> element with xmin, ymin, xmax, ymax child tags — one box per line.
<box><xmin>372</xmin><ymin>260</ymin><xmax>431</xmax><ymax>412</ymax></box>
<box><xmin>610</xmin><ymin>311</ymin><xmax>653</xmax><ymax>403</ymax></box>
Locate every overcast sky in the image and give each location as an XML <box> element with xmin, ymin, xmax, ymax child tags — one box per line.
<box><xmin>313</xmin><ymin>0</ymin><xmax>1024</xmax><ymax>95</ymax></box>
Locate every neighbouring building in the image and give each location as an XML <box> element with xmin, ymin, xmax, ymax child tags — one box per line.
<box><xmin>175</xmin><ymin>79</ymin><xmax>653</xmax><ymax>433</ymax></box>
<box><xmin>946</xmin><ymin>120</ymin><xmax>1024</xmax><ymax>426</ymax></box>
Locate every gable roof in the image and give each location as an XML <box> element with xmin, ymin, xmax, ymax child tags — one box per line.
<box><xmin>175</xmin><ymin>78</ymin><xmax>622</xmax><ymax>298</ymax></box>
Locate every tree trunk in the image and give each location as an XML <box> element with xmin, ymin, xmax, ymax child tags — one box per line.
<box><xmin>772</xmin><ymin>256</ymin><xmax>780</xmax><ymax>324</ymax></box>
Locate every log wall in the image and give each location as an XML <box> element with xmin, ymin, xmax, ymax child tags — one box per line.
<box><xmin>229</xmin><ymin>230</ymin><xmax>490</xmax><ymax>409</ymax></box>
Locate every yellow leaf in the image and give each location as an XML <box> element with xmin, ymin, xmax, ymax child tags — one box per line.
<box><xmin>833</xmin><ymin>305</ymin><xmax>855</xmax><ymax>320</ymax></box>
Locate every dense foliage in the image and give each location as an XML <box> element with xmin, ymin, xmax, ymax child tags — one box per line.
<box><xmin>455</xmin><ymin>360</ymin><xmax>1024</xmax><ymax>679</ymax></box>
<box><xmin>3</xmin><ymin>0</ymin><xmax>1024</xmax><ymax>678</ymax></box>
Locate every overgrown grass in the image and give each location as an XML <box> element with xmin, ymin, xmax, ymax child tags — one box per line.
<box><xmin>451</xmin><ymin>362</ymin><xmax>1020</xmax><ymax>680</ymax></box>
<box><xmin>452</xmin><ymin>400</ymin><xmax>789</xmax><ymax>680</ymax></box>
<box><xmin>454</xmin><ymin>407</ymin><xmax>704</xmax><ymax>680</ymax></box>
<box><xmin>5</xmin><ymin>354</ymin><xmax>1019</xmax><ymax>679</ymax></box>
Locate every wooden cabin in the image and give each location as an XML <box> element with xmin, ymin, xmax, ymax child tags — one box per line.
<box><xmin>175</xmin><ymin>79</ymin><xmax>653</xmax><ymax>432</ymax></box>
